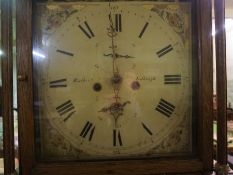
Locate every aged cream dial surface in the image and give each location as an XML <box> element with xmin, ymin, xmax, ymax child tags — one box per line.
<box><xmin>36</xmin><ymin>1</ymin><xmax>193</xmax><ymax>159</ymax></box>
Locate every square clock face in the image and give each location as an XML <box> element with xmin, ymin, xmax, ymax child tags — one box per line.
<box><xmin>32</xmin><ymin>0</ymin><xmax>196</xmax><ymax>161</ymax></box>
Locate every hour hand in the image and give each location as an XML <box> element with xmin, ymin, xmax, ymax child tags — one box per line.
<box><xmin>117</xmin><ymin>54</ymin><xmax>135</xmax><ymax>59</ymax></box>
<box><xmin>103</xmin><ymin>53</ymin><xmax>134</xmax><ymax>59</ymax></box>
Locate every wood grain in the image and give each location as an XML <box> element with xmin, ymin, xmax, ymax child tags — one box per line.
<box><xmin>197</xmin><ymin>0</ymin><xmax>214</xmax><ymax>173</ymax></box>
<box><xmin>1</xmin><ymin>0</ymin><xmax>15</xmax><ymax>174</ymax></box>
<box><xmin>16</xmin><ymin>0</ymin><xmax>214</xmax><ymax>174</ymax></box>
<box><xmin>214</xmin><ymin>0</ymin><xmax>227</xmax><ymax>165</ymax></box>
<box><xmin>31</xmin><ymin>159</ymin><xmax>203</xmax><ymax>175</ymax></box>
<box><xmin>16</xmin><ymin>0</ymin><xmax>35</xmax><ymax>174</ymax></box>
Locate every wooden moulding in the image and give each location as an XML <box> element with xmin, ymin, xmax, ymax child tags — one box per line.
<box><xmin>31</xmin><ymin>159</ymin><xmax>204</xmax><ymax>175</ymax></box>
<box><xmin>1</xmin><ymin>0</ymin><xmax>15</xmax><ymax>174</ymax></box>
<box><xmin>214</xmin><ymin>0</ymin><xmax>227</xmax><ymax>166</ymax></box>
<box><xmin>16</xmin><ymin>0</ymin><xmax>213</xmax><ymax>174</ymax></box>
<box><xmin>16</xmin><ymin>0</ymin><xmax>35</xmax><ymax>175</ymax></box>
<box><xmin>197</xmin><ymin>0</ymin><xmax>213</xmax><ymax>173</ymax></box>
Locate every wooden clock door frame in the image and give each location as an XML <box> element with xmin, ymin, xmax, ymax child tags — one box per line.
<box><xmin>1</xmin><ymin>0</ymin><xmax>15</xmax><ymax>174</ymax></box>
<box><xmin>16</xmin><ymin>0</ymin><xmax>213</xmax><ymax>174</ymax></box>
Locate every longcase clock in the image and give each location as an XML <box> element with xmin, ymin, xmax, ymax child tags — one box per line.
<box><xmin>16</xmin><ymin>0</ymin><xmax>213</xmax><ymax>174</ymax></box>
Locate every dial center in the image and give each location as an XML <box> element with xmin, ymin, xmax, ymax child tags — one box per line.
<box><xmin>111</xmin><ymin>74</ymin><xmax>122</xmax><ymax>85</ymax></box>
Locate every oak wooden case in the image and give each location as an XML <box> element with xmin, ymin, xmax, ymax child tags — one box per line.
<box><xmin>16</xmin><ymin>0</ymin><xmax>213</xmax><ymax>174</ymax></box>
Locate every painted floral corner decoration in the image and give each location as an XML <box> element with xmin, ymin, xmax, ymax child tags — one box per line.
<box><xmin>151</xmin><ymin>4</ymin><xmax>190</xmax><ymax>43</ymax></box>
<box><xmin>40</xmin><ymin>118</ymin><xmax>84</xmax><ymax>160</ymax></box>
<box><xmin>45</xmin><ymin>8</ymin><xmax>78</xmax><ymax>33</ymax></box>
<box><xmin>148</xmin><ymin>111</ymin><xmax>192</xmax><ymax>155</ymax></box>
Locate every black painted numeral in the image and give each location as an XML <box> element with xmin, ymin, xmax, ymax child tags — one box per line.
<box><xmin>50</xmin><ymin>79</ymin><xmax>67</xmax><ymax>88</ymax></box>
<box><xmin>155</xmin><ymin>99</ymin><xmax>175</xmax><ymax>118</ymax></box>
<box><xmin>113</xmin><ymin>129</ymin><xmax>122</xmax><ymax>146</ymax></box>
<box><xmin>56</xmin><ymin>100</ymin><xmax>76</xmax><ymax>122</ymax></box>
<box><xmin>80</xmin><ymin>121</ymin><xmax>95</xmax><ymax>141</ymax></box>
<box><xmin>139</xmin><ymin>22</ymin><xmax>149</xmax><ymax>38</ymax></box>
<box><xmin>115</xmin><ymin>14</ymin><xmax>122</xmax><ymax>32</ymax></box>
<box><xmin>157</xmin><ymin>45</ymin><xmax>173</xmax><ymax>57</ymax></box>
<box><xmin>164</xmin><ymin>75</ymin><xmax>181</xmax><ymax>84</ymax></box>
<box><xmin>141</xmin><ymin>122</ymin><xmax>153</xmax><ymax>135</ymax></box>
<box><xmin>56</xmin><ymin>49</ymin><xmax>74</xmax><ymax>57</ymax></box>
<box><xmin>78</xmin><ymin>21</ymin><xmax>95</xmax><ymax>39</ymax></box>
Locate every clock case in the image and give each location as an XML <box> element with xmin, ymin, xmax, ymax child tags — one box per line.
<box><xmin>16</xmin><ymin>0</ymin><xmax>213</xmax><ymax>174</ymax></box>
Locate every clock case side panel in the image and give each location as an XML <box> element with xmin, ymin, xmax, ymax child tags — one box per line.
<box><xmin>16</xmin><ymin>0</ymin><xmax>213</xmax><ymax>175</ymax></box>
<box><xmin>196</xmin><ymin>0</ymin><xmax>213</xmax><ymax>172</ymax></box>
<box><xmin>16</xmin><ymin>0</ymin><xmax>35</xmax><ymax>175</ymax></box>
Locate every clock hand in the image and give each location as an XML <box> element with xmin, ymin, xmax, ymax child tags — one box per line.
<box><xmin>107</xmin><ymin>14</ymin><xmax>118</xmax><ymax>76</ymax></box>
<box><xmin>108</xmin><ymin>12</ymin><xmax>120</xmax><ymax>97</ymax></box>
<box><xmin>103</xmin><ymin>53</ymin><xmax>112</xmax><ymax>57</ymax></box>
<box><xmin>98</xmin><ymin>101</ymin><xmax>131</xmax><ymax>123</ymax></box>
<box><xmin>103</xmin><ymin>53</ymin><xmax>135</xmax><ymax>59</ymax></box>
<box><xmin>107</xmin><ymin>10</ymin><xmax>128</xmax><ymax>125</ymax></box>
<box><xmin>106</xmin><ymin>6</ymin><xmax>132</xmax><ymax>126</ymax></box>
<box><xmin>117</xmin><ymin>54</ymin><xmax>135</xmax><ymax>59</ymax></box>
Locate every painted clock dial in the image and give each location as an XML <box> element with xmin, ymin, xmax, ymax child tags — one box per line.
<box><xmin>34</xmin><ymin>1</ymin><xmax>193</xmax><ymax>160</ymax></box>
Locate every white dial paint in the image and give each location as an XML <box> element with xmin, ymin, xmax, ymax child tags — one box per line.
<box><xmin>35</xmin><ymin>2</ymin><xmax>193</xmax><ymax>159</ymax></box>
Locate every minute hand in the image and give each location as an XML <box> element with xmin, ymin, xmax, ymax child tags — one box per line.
<box><xmin>103</xmin><ymin>53</ymin><xmax>135</xmax><ymax>59</ymax></box>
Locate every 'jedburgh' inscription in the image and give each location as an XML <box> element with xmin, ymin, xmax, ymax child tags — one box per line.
<box><xmin>136</xmin><ymin>75</ymin><xmax>156</xmax><ymax>82</ymax></box>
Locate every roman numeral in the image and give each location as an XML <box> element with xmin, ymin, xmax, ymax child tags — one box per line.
<box><xmin>115</xmin><ymin>14</ymin><xmax>122</xmax><ymax>32</ymax></box>
<box><xmin>141</xmin><ymin>122</ymin><xmax>153</xmax><ymax>135</ymax></box>
<box><xmin>56</xmin><ymin>100</ymin><xmax>76</xmax><ymax>122</ymax></box>
<box><xmin>78</xmin><ymin>21</ymin><xmax>95</xmax><ymax>39</ymax></box>
<box><xmin>155</xmin><ymin>99</ymin><xmax>175</xmax><ymax>118</ymax></box>
<box><xmin>157</xmin><ymin>45</ymin><xmax>173</xmax><ymax>57</ymax></box>
<box><xmin>49</xmin><ymin>79</ymin><xmax>67</xmax><ymax>88</ymax></box>
<box><xmin>164</xmin><ymin>75</ymin><xmax>181</xmax><ymax>84</ymax></box>
<box><xmin>80</xmin><ymin>121</ymin><xmax>95</xmax><ymax>141</ymax></box>
<box><xmin>113</xmin><ymin>129</ymin><xmax>122</xmax><ymax>146</ymax></box>
<box><xmin>108</xmin><ymin>14</ymin><xmax>122</xmax><ymax>32</ymax></box>
<box><xmin>56</xmin><ymin>49</ymin><xmax>74</xmax><ymax>57</ymax></box>
<box><xmin>139</xmin><ymin>22</ymin><xmax>149</xmax><ymax>38</ymax></box>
